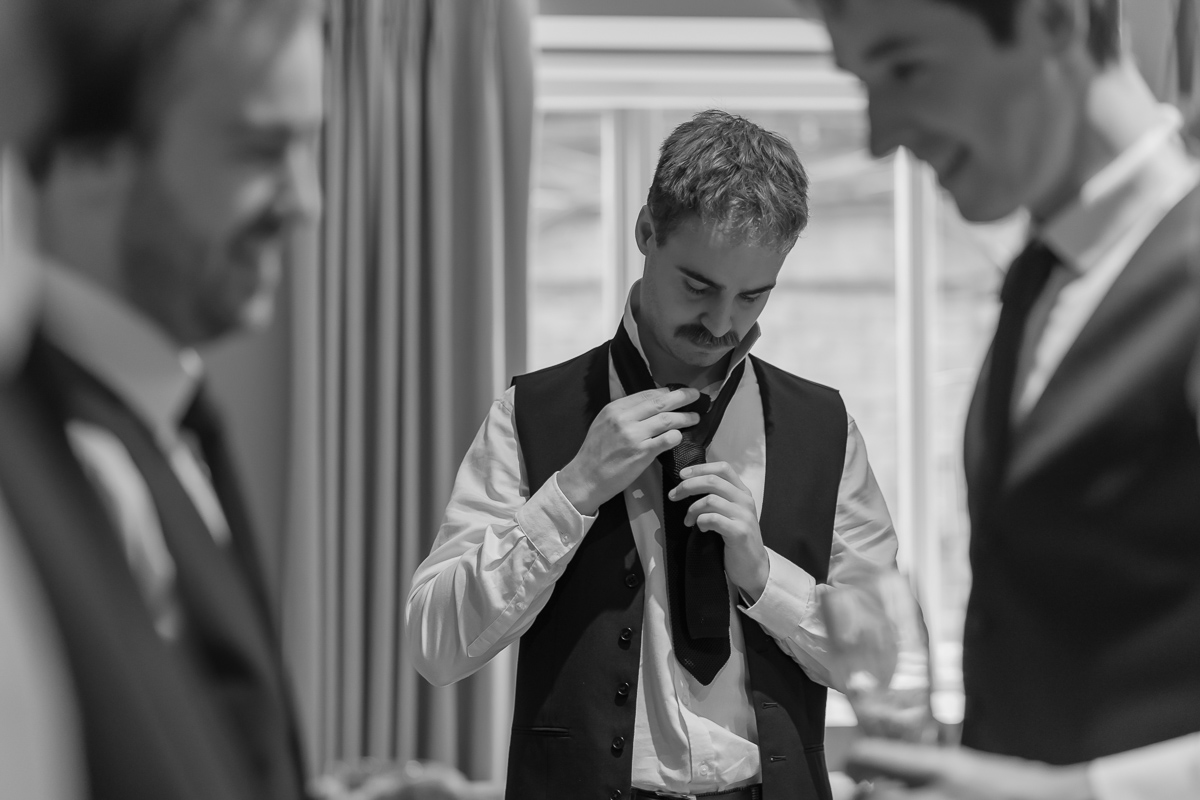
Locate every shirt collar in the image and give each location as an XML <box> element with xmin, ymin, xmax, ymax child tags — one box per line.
<box><xmin>622</xmin><ymin>280</ymin><xmax>761</xmax><ymax>394</ymax></box>
<box><xmin>41</xmin><ymin>264</ymin><xmax>203</xmax><ymax>439</ymax></box>
<box><xmin>1041</xmin><ymin>105</ymin><xmax>1198</xmax><ymax>274</ymax></box>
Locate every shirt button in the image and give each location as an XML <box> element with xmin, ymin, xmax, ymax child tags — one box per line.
<box><xmin>611</xmin><ymin>736</ymin><xmax>625</xmax><ymax>753</ymax></box>
<box><xmin>619</xmin><ymin>627</ymin><xmax>634</xmax><ymax>644</ymax></box>
<box><xmin>616</xmin><ymin>681</ymin><xmax>631</xmax><ymax>697</ymax></box>
<box><xmin>624</xmin><ymin>573</ymin><xmax>640</xmax><ymax>588</ymax></box>
<box><xmin>699</xmin><ymin>765</ymin><xmax>710</xmax><ymax>776</ymax></box>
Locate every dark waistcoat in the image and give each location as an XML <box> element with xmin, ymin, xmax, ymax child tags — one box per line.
<box><xmin>3</xmin><ymin>337</ymin><xmax>306</xmax><ymax>799</ymax></box>
<box><xmin>961</xmin><ymin>187</ymin><xmax>1200</xmax><ymax>764</ymax></box>
<box><xmin>506</xmin><ymin>342</ymin><xmax>847</xmax><ymax>800</ymax></box>
<box><xmin>0</xmin><ymin>341</ymin><xmax>259</xmax><ymax>800</ymax></box>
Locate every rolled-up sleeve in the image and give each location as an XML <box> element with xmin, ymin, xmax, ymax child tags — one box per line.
<box><xmin>404</xmin><ymin>387</ymin><xmax>596</xmax><ymax>686</ymax></box>
<box><xmin>740</xmin><ymin>414</ymin><xmax>898</xmax><ymax>688</ymax></box>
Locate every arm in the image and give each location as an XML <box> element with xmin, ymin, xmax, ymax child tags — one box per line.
<box><xmin>736</xmin><ymin>415</ymin><xmax>899</xmax><ymax>687</ymax></box>
<box><xmin>404</xmin><ymin>389</ymin><xmax>597</xmax><ymax>686</ymax></box>
<box><xmin>404</xmin><ymin>385</ymin><xmax>702</xmax><ymax>686</ymax></box>
<box><xmin>844</xmin><ymin>734</ymin><xmax>1200</xmax><ymax>800</ymax></box>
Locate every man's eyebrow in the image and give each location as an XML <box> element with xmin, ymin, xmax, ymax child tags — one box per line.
<box><xmin>678</xmin><ymin>266</ymin><xmax>775</xmax><ymax>295</ymax></box>
<box><xmin>864</xmin><ymin>35</ymin><xmax>919</xmax><ymax>62</ymax></box>
<box><xmin>679</xmin><ymin>266</ymin><xmax>724</xmax><ymax>291</ymax></box>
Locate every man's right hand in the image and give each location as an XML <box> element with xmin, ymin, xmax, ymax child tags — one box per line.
<box><xmin>556</xmin><ymin>386</ymin><xmax>701</xmax><ymax>516</ymax></box>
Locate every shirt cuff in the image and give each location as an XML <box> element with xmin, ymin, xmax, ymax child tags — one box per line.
<box><xmin>1088</xmin><ymin>734</ymin><xmax>1200</xmax><ymax>800</ymax></box>
<box><xmin>515</xmin><ymin>471</ymin><xmax>597</xmax><ymax>564</ymax></box>
<box><xmin>739</xmin><ymin>548</ymin><xmax>817</xmax><ymax>636</ymax></box>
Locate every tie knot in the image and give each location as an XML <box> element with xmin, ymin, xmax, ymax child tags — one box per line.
<box><xmin>666</xmin><ymin>383</ymin><xmax>711</xmax><ymax>418</ymax></box>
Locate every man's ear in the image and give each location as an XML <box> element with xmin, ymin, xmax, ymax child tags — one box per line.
<box><xmin>41</xmin><ymin>142</ymin><xmax>138</xmax><ymax>211</ymax></box>
<box><xmin>37</xmin><ymin>141</ymin><xmax>138</xmax><ymax>272</ymax></box>
<box><xmin>635</xmin><ymin>205</ymin><xmax>657</xmax><ymax>256</ymax></box>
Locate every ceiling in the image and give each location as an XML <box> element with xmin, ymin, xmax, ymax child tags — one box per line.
<box><xmin>538</xmin><ymin>0</ymin><xmax>819</xmax><ymax>17</ymax></box>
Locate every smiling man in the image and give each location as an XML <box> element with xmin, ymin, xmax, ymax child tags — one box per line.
<box><xmin>811</xmin><ymin>0</ymin><xmax>1200</xmax><ymax>798</ymax></box>
<box><xmin>407</xmin><ymin>110</ymin><xmax>899</xmax><ymax>800</ymax></box>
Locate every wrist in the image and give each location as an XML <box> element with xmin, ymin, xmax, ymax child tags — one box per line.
<box><xmin>557</xmin><ymin>462</ymin><xmax>598</xmax><ymax>516</ymax></box>
<box><xmin>736</xmin><ymin>546</ymin><xmax>771</xmax><ymax>605</ymax></box>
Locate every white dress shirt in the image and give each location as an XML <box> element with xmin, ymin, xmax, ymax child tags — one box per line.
<box><xmin>407</xmin><ymin>286</ymin><xmax>899</xmax><ymax>795</ymax></box>
<box><xmin>41</xmin><ymin>265</ymin><xmax>231</xmax><ymax>641</ymax></box>
<box><xmin>1014</xmin><ymin>105</ymin><xmax>1200</xmax><ymax>422</ymax></box>
<box><xmin>1011</xmin><ymin>106</ymin><xmax>1200</xmax><ymax>798</ymax></box>
<box><xmin>0</xmin><ymin>493</ymin><xmax>86</xmax><ymax>800</ymax></box>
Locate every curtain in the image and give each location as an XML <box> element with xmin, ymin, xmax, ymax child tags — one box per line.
<box><xmin>282</xmin><ymin>0</ymin><xmax>534</xmax><ymax>781</ymax></box>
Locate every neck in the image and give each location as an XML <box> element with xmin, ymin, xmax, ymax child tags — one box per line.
<box><xmin>1029</xmin><ymin>60</ymin><xmax>1164</xmax><ymax>223</ymax></box>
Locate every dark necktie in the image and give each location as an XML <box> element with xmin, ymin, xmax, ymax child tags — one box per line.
<box><xmin>609</xmin><ymin>323</ymin><xmax>745</xmax><ymax>685</ymax></box>
<box><xmin>181</xmin><ymin>385</ymin><xmax>275</xmax><ymax>625</ymax></box>
<box><xmin>981</xmin><ymin>239</ymin><xmax>1061</xmax><ymax>498</ymax></box>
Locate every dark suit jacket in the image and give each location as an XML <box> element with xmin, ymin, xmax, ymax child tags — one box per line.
<box><xmin>960</xmin><ymin>184</ymin><xmax>1200</xmax><ymax>764</ymax></box>
<box><xmin>0</xmin><ymin>351</ymin><xmax>258</xmax><ymax>800</ymax></box>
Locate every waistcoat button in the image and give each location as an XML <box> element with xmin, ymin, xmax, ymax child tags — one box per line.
<box><xmin>609</xmin><ymin>792</ymin><xmax>622</xmax><ymax>800</ymax></box>
<box><xmin>617</xmin><ymin>681</ymin><xmax>631</xmax><ymax>697</ymax></box>
<box><xmin>624</xmin><ymin>573</ymin><xmax>640</xmax><ymax>588</ymax></box>
<box><xmin>611</xmin><ymin>736</ymin><xmax>626</xmax><ymax>753</ymax></box>
<box><xmin>619</xmin><ymin>627</ymin><xmax>634</xmax><ymax>643</ymax></box>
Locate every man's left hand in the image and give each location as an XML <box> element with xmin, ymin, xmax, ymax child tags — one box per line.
<box><xmin>847</xmin><ymin>739</ymin><xmax>1093</xmax><ymax>800</ymax></box>
<box><xmin>669</xmin><ymin>461</ymin><xmax>769</xmax><ymax>601</ymax></box>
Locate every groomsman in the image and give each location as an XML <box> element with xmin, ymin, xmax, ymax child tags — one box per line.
<box><xmin>1</xmin><ymin>1</ymin><xmax>227</xmax><ymax>797</ymax></box>
<box><xmin>812</xmin><ymin>0</ymin><xmax>1200</xmax><ymax>797</ymax></box>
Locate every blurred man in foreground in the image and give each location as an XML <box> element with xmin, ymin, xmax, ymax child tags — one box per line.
<box><xmin>1</xmin><ymin>0</ymin><xmax>224</xmax><ymax>797</ymax></box>
<box><xmin>813</xmin><ymin>0</ymin><xmax>1200</xmax><ymax>797</ymax></box>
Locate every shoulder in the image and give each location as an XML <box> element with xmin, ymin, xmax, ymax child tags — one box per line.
<box><xmin>749</xmin><ymin>355</ymin><xmax>843</xmax><ymax>404</ymax></box>
<box><xmin>511</xmin><ymin>342</ymin><xmax>609</xmax><ymax>389</ymax></box>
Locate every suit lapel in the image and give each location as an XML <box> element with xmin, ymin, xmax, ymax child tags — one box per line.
<box><xmin>1006</xmin><ymin>185</ymin><xmax>1200</xmax><ymax>489</ymax></box>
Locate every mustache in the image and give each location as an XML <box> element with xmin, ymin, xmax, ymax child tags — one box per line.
<box><xmin>676</xmin><ymin>324</ymin><xmax>740</xmax><ymax>349</ymax></box>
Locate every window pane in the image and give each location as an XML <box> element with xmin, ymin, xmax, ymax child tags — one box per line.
<box><xmin>529</xmin><ymin>112</ymin><xmax>607</xmax><ymax>370</ymax></box>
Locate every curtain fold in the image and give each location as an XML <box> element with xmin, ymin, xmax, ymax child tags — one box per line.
<box><xmin>282</xmin><ymin>0</ymin><xmax>534</xmax><ymax>779</ymax></box>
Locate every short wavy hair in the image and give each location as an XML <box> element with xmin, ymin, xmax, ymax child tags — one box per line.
<box><xmin>817</xmin><ymin>0</ymin><xmax>1122</xmax><ymax>65</ymax></box>
<box><xmin>646</xmin><ymin>110</ymin><xmax>809</xmax><ymax>254</ymax></box>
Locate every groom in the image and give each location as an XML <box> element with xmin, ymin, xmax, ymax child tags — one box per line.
<box><xmin>408</xmin><ymin>109</ymin><xmax>900</xmax><ymax>800</ymax></box>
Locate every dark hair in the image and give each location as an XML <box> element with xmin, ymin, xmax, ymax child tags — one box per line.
<box><xmin>819</xmin><ymin>0</ymin><xmax>1122</xmax><ymax>64</ymax></box>
<box><xmin>647</xmin><ymin>110</ymin><xmax>810</xmax><ymax>253</ymax></box>
<box><xmin>41</xmin><ymin>0</ymin><xmax>210</xmax><ymax>145</ymax></box>
<box><xmin>29</xmin><ymin>0</ymin><xmax>321</xmax><ymax>177</ymax></box>
<box><xmin>939</xmin><ymin>0</ymin><xmax>1121</xmax><ymax>64</ymax></box>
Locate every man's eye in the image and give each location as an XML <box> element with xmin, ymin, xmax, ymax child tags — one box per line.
<box><xmin>890</xmin><ymin>61</ymin><xmax>925</xmax><ymax>83</ymax></box>
<box><xmin>740</xmin><ymin>292</ymin><xmax>765</xmax><ymax>303</ymax></box>
<box><xmin>685</xmin><ymin>282</ymin><xmax>707</xmax><ymax>296</ymax></box>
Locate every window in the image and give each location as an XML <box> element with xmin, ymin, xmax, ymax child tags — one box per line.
<box><xmin>530</xmin><ymin>15</ymin><xmax>1026</xmax><ymax>724</ymax></box>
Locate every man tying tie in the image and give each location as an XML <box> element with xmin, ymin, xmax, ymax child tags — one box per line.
<box><xmin>407</xmin><ymin>109</ymin><xmax>899</xmax><ymax>800</ymax></box>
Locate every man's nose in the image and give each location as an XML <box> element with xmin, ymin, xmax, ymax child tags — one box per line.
<box><xmin>700</xmin><ymin>296</ymin><xmax>736</xmax><ymax>338</ymax></box>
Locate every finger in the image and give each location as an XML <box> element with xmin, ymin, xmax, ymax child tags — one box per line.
<box><xmin>623</xmin><ymin>386</ymin><xmax>702</xmax><ymax>419</ymax></box>
<box><xmin>678</xmin><ymin>461</ymin><xmax>751</xmax><ymax>494</ymax></box>
<box><xmin>639</xmin><ymin>410</ymin><xmax>702</xmax><ymax>439</ymax></box>
<box><xmin>670</xmin><ymin>474</ymin><xmax>745</xmax><ymax>505</ymax></box>
<box><xmin>845</xmin><ymin>739</ymin><xmax>945</xmax><ymax>787</ymax></box>
<box><xmin>647</xmin><ymin>428</ymin><xmax>684</xmax><ymax>455</ymax></box>
<box><xmin>683</xmin><ymin>495</ymin><xmax>738</xmax><ymax>529</ymax></box>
